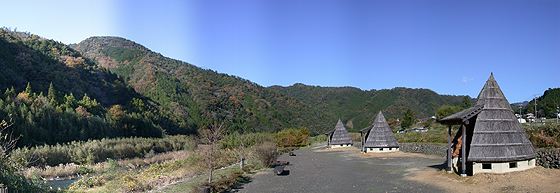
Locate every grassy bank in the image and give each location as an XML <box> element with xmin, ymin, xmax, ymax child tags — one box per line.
<box><xmin>12</xmin><ymin>133</ymin><xmax>276</xmax><ymax>192</ymax></box>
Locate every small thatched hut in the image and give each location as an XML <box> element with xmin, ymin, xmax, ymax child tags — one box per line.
<box><xmin>439</xmin><ymin>73</ymin><xmax>537</xmax><ymax>176</ymax></box>
<box><xmin>363</xmin><ymin>111</ymin><xmax>399</xmax><ymax>153</ymax></box>
<box><xmin>325</xmin><ymin>119</ymin><xmax>353</xmax><ymax>148</ymax></box>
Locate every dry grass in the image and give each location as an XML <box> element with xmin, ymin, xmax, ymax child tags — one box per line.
<box><xmin>407</xmin><ymin>166</ymin><xmax>560</xmax><ymax>193</ymax></box>
<box><xmin>316</xmin><ymin>146</ymin><xmax>359</xmax><ymax>152</ymax></box>
<box><xmin>350</xmin><ymin>151</ymin><xmax>441</xmax><ymax>159</ymax></box>
<box><xmin>62</xmin><ymin>142</ymin><xmax>271</xmax><ymax>192</ymax></box>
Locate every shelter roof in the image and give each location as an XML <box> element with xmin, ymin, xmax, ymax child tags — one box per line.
<box><xmin>364</xmin><ymin>112</ymin><xmax>399</xmax><ymax>148</ymax></box>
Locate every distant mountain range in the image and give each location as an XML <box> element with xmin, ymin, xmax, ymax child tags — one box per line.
<box><xmin>0</xmin><ymin>28</ymin><xmax>556</xmax><ymax>146</ymax></box>
<box><xmin>512</xmin><ymin>101</ymin><xmax>529</xmax><ymax>107</ymax></box>
<box><xmin>269</xmin><ymin>84</ymin><xmax>465</xmax><ymax>130</ymax></box>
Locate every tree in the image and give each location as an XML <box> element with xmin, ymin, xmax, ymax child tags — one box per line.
<box><xmin>199</xmin><ymin>122</ymin><xmax>226</xmax><ymax>183</ymax></box>
<box><xmin>23</xmin><ymin>82</ymin><xmax>32</xmax><ymax>94</ymax></box>
<box><xmin>460</xmin><ymin>96</ymin><xmax>472</xmax><ymax>110</ymax></box>
<box><xmin>62</xmin><ymin>93</ymin><xmax>78</xmax><ymax>110</ymax></box>
<box><xmin>0</xmin><ymin>115</ymin><xmax>41</xmax><ymax>191</ymax></box>
<box><xmin>47</xmin><ymin>82</ymin><xmax>61</xmax><ymax>106</ymax></box>
<box><xmin>401</xmin><ymin>108</ymin><xmax>415</xmax><ymax>129</ymax></box>
<box><xmin>0</xmin><ymin>116</ymin><xmax>18</xmax><ymax>158</ymax></box>
<box><xmin>235</xmin><ymin>131</ymin><xmax>246</xmax><ymax>169</ymax></box>
<box><xmin>436</xmin><ymin>105</ymin><xmax>462</xmax><ymax>120</ymax></box>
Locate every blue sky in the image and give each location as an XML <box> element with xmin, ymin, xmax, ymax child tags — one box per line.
<box><xmin>1</xmin><ymin>0</ymin><xmax>559</xmax><ymax>103</ymax></box>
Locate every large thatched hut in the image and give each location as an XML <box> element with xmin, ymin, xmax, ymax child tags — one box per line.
<box><xmin>439</xmin><ymin>73</ymin><xmax>537</xmax><ymax>176</ymax></box>
<box><xmin>325</xmin><ymin>119</ymin><xmax>353</xmax><ymax>148</ymax></box>
<box><xmin>363</xmin><ymin>111</ymin><xmax>399</xmax><ymax>153</ymax></box>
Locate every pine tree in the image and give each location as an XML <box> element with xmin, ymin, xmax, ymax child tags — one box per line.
<box><xmin>401</xmin><ymin>108</ymin><xmax>415</xmax><ymax>129</ymax></box>
<box><xmin>47</xmin><ymin>83</ymin><xmax>60</xmax><ymax>106</ymax></box>
<box><xmin>460</xmin><ymin>96</ymin><xmax>472</xmax><ymax>110</ymax></box>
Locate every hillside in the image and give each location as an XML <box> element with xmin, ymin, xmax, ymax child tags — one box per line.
<box><xmin>72</xmin><ymin>36</ymin><xmax>333</xmax><ymax>135</ymax></box>
<box><xmin>269</xmin><ymin>83</ymin><xmax>465</xmax><ymax>131</ymax></box>
<box><xmin>520</xmin><ymin>88</ymin><xmax>560</xmax><ymax>118</ymax></box>
<box><xmin>1</xmin><ymin>28</ymin><xmax>523</xmax><ymax>147</ymax></box>
<box><xmin>0</xmin><ymin>28</ymin><xmax>161</xmax><ymax>146</ymax></box>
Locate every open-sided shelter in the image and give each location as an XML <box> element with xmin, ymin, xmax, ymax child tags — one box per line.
<box><xmin>363</xmin><ymin>111</ymin><xmax>399</xmax><ymax>153</ymax></box>
<box><xmin>359</xmin><ymin>125</ymin><xmax>372</xmax><ymax>153</ymax></box>
<box><xmin>439</xmin><ymin>73</ymin><xmax>537</xmax><ymax>176</ymax></box>
<box><xmin>325</xmin><ymin>119</ymin><xmax>353</xmax><ymax>148</ymax></box>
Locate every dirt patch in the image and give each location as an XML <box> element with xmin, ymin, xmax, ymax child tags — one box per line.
<box><xmin>350</xmin><ymin>151</ymin><xmax>442</xmax><ymax>159</ymax></box>
<box><xmin>315</xmin><ymin>147</ymin><xmax>360</xmax><ymax>152</ymax></box>
<box><xmin>407</xmin><ymin>166</ymin><xmax>560</xmax><ymax>193</ymax></box>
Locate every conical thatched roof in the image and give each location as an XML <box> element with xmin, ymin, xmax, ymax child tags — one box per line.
<box><xmin>326</xmin><ymin>119</ymin><xmax>353</xmax><ymax>145</ymax></box>
<box><xmin>468</xmin><ymin>73</ymin><xmax>536</xmax><ymax>162</ymax></box>
<box><xmin>440</xmin><ymin>73</ymin><xmax>537</xmax><ymax>162</ymax></box>
<box><xmin>364</xmin><ymin>111</ymin><xmax>399</xmax><ymax>148</ymax></box>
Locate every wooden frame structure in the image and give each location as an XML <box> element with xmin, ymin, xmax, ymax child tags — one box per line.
<box><xmin>439</xmin><ymin>73</ymin><xmax>537</xmax><ymax>176</ymax></box>
<box><xmin>324</xmin><ymin>119</ymin><xmax>353</xmax><ymax>148</ymax></box>
<box><xmin>363</xmin><ymin>111</ymin><xmax>399</xmax><ymax>153</ymax></box>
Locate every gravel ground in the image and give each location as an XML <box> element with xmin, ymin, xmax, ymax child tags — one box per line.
<box><xmin>232</xmin><ymin>146</ymin><xmax>446</xmax><ymax>193</ymax></box>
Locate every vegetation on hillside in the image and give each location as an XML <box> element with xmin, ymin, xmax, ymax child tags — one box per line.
<box><xmin>269</xmin><ymin>84</ymin><xmax>466</xmax><ymax>131</ymax></box>
<box><xmin>74</xmin><ymin>36</ymin><xmax>333</xmax><ymax>135</ymax></box>
<box><xmin>518</xmin><ymin>88</ymin><xmax>560</xmax><ymax>118</ymax></box>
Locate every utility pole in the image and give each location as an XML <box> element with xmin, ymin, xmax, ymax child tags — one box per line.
<box><xmin>533</xmin><ymin>95</ymin><xmax>538</xmax><ymax>122</ymax></box>
<box><xmin>556</xmin><ymin>105</ymin><xmax>558</xmax><ymax>124</ymax></box>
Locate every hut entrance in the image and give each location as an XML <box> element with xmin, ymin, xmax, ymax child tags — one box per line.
<box><xmin>450</xmin><ymin>120</ymin><xmax>475</xmax><ymax>172</ymax></box>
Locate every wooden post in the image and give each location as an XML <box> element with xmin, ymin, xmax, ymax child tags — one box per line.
<box><xmin>361</xmin><ymin>132</ymin><xmax>364</xmax><ymax>153</ymax></box>
<box><xmin>327</xmin><ymin>135</ymin><xmax>330</xmax><ymax>148</ymax></box>
<box><xmin>447</xmin><ymin>124</ymin><xmax>452</xmax><ymax>173</ymax></box>
<box><xmin>461</xmin><ymin>124</ymin><xmax>467</xmax><ymax>177</ymax></box>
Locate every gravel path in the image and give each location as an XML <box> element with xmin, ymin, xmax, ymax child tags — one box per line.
<box><xmin>232</xmin><ymin>146</ymin><xmax>446</xmax><ymax>193</ymax></box>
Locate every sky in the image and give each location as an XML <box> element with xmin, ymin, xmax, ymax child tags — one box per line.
<box><xmin>1</xmin><ymin>0</ymin><xmax>559</xmax><ymax>103</ymax></box>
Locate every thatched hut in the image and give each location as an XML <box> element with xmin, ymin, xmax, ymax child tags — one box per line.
<box><xmin>439</xmin><ymin>73</ymin><xmax>537</xmax><ymax>176</ymax></box>
<box><xmin>325</xmin><ymin>119</ymin><xmax>353</xmax><ymax>148</ymax></box>
<box><xmin>363</xmin><ymin>111</ymin><xmax>399</xmax><ymax>153</ymax></box>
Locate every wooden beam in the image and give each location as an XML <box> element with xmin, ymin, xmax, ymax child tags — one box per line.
<box><xmin>361</xmin><ymin>132</ymin><xmax>364</xmax><ymax>153</ymax></box>
<box><xmin>461</xmin><ymin>124</ymin><xmax>467</xmax><ymax>177</ymax></box>
<box><xmin>447</xmin><ymin>124</ymin><xmax>452</xmax><ymax>173</ymax></box>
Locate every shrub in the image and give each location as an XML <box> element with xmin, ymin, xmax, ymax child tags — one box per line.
<box><xmin>200</xmin><ymin>170</ymin><xmax>246</xmax><ymax>192</ymax></box>
<box><xmin>218</xmin><ymin>132</ymin><xmax>274</xmax><ymax>149</ymax></box>
<box><xmin>254</xmin><ymin>142</ymin><xmax>277</xmax><ymax>168</ymax></box>
<box><xmin>274</xmin><ymin>128</ymin><xmax>309</xmax><ymax>147</ymax></box>
<box><xmin>526</xmin><ymin>124</ymin><xmax>560</xmax><ymax>148</ymax></box>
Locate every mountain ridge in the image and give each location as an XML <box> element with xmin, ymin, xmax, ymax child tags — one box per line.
<box><xmin>2</xmin><ymin>29</ymin><xmax>554</xmax><ymax>147</ymax></box>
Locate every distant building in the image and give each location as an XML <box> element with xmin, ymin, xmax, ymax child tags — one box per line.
<box><xmin>363</xmin><ymin>111</ymin><xmax>399</xmax><ymax>153</ymax></box>
<box><xmin>324</xmin><ymin>119</ymin><xmax>353</xmax><ymax>148</ymax></box>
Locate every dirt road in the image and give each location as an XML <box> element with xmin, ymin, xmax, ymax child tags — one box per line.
<box><xmin>233</xmin><ymin>146</ymin><xmax>560</xmax><ymax>193</ymax></box>
<box><xmin>233</xmin><ymin>147</ymin><xmax>446</xmax><ymax>192</ymax></box>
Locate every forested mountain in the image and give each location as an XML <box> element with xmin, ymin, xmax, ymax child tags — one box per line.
<box><xmin>269</xmin><ymin>83</ymin><xmax>465</xmax><ymax>131</ymax></box>
<box><xmin>0</xmin><ymin>28</ymin><xmax>511</xmax><ymax>147</ymax></box>
<box><xmin>0</xmin><ymin>28</ymin><xmax>161</xmax><ymax>146</ymax></box>
<box><xmin>72</xmin><ymin>36</ymin><xmax>333</xmax><ymax>135</ymax></box>
<box><xmin>519</xmin><ymin>88</ymin><xmax>560</xmax><ymax>118</ymax></box>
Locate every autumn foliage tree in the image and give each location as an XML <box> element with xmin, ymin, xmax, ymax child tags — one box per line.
<box><xmin>274</xmin><ymin>127</ymin><xmax>310</xmax><ymax>147</ymax></box>
<box><xmin>199</xmin><ymin>122</ymin><xmax>226</xmax><ymax>183</ymax></box>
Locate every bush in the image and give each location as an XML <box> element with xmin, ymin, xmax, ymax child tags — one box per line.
<box><xmin>218</xmin><ymin>133</ymin><xmax>274</xmax><ymax>149</ymax></box>
<box><xmin>395</xmin><ymin>123</ymin><xmax>453</xmax><ymax>144</ymax></box>
<box><xmin>200</xmin><ymin>170</ymin><xmax>246</xmax><ymax>192</ymax></box>
<box><xmin>254</xmin><ymin>142</ymin><xmax>277</xmax><ymax>168</ymax></box>
<box><xmin>274</xmin><ymin>128</ymin><xmax>309</xmax><ymax>147</ymax></box>
<box><xmin>526</xmin><ymin>124</ymin><xmax>560</xmax><ymax>148</ymax></box>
